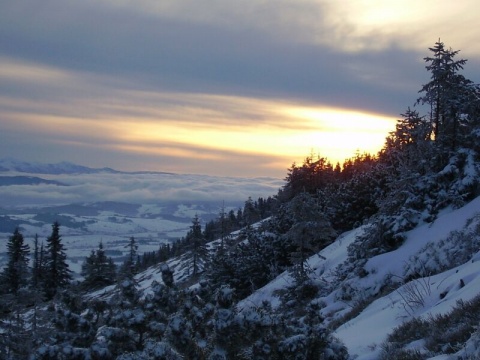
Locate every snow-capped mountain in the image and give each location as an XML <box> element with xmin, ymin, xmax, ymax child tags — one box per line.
<box><xmin>0</xmin><ymin>175</ymin><xmax>67</xmax><ymax>186</ymax></box>
<box><xmin>0</xmin><ymin>158</ymin><xmax>122</xmax><ymax>175</ymax></box>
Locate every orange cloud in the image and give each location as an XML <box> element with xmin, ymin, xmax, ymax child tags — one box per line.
<box><xmin>0</xmin><ymin>55</ymin><xmax>398</xmax><ymax>176</ymax></box>
<box><xmin>1</xmin><ymin>79</ymin><xmax>397</xmax><ymax>173</ymax></box>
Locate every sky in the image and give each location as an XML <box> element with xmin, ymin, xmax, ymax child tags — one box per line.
<box><xmin>1</xmin><ymin>1</ymin><xmax>480</xmax><ymax>178</ymax></box>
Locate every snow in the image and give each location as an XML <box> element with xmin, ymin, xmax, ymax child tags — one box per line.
<box><xmin>77</xmin><ymin>191</ymin><xmax>480</xmax><ymax>359</ymax></box>
<box><xmin>237</xmin><ymin>227</ymin><xmax>362</xmax><ymax>311</ymax></box>
<box><xmin>335</xmin><ymin>252</ymin><xmax>480</xmax><ymax>359</ymax></box>
<box><xmin>366</xmin><ymin>196</ymin><xmax>480</xmax><ymax>282</ymax></box>
<box><xmin>332</xmin><ymin>196</ymin><xmax>480</xmax><ymax>359</ymax></box>
<box><xmin>0</xmin><ymin>160</ymin><xmax>281</xmax><ymax>270</ymax></box>
<box><xmin>236</xmin><ymin>195</ymin><xmax>480</xmax><ymax>360</ymax></box>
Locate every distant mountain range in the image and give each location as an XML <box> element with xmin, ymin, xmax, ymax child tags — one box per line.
<box><xmin>0</xmin><ymin>176</ymin><xmax>68</xmax><ymax>186</ymax></box>
<box><xmin>0</xmin><ymin>158</ymin><xmax>173</xmax><ymax>175</ymax></box>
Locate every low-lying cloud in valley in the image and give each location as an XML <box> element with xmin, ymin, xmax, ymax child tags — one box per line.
<box><xmin>0</xmin><ymin>171</ymin><xmax>284</xmax><ymax>208</ymax></box>
<box><xmin>0</xmin><ymin>164</ymin><xmax>284</xmax><ymax>272</ymax></box>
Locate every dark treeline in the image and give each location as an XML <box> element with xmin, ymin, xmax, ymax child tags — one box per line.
<box><xmin>0</xmin><ymin>194</ymin><xmax>276</xmax><ymax>298</ymax></box>
<box><xmin>279</xmin><ymin>151</ymin><xmax>379</xmax><ymax>231</ymax></box>
<box><xmin>0</xmin><ymin>221</ymin><xmax>72</xmax><ymax>302</ymax></box>
<box><xmin>208</xmin><ymin>38</ymin><xmax>480</xmax><ymax>312</ymax></box>
<box><xmin>136</xmin><ymin>196</ymin><xmax>277</xmax><ymax>272</ymax></box>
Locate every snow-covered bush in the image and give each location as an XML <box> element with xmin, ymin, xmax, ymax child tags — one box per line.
<box><xmin>385</xmin><ymin>317</ymin><xmax>430</xmax><ymax>348</ymax></box>
<box><xmin>425</xmin><ymin>297</ymin><xmax>480</xmax><ymax>354</ymax></box>
<box><xmin>383</xmin><ymin>295</ymin><xmax>480</xmax><ymax>357</ymax></box>
<box><xmin>277</xmin><ymin>334</ymin><xmax>308</xmax><ymax>358</ymax></box>
<box><xmin>116</xmin><ymin>340</ymin><xmax>181</xmax><ymax>360</ymax></box>
<box><xmin>347</xmin><ymin>220</ymin><xmax>406</xmax><ymax>264</ymax></box>
<box><xmin>456</xmin><ymin>327</ymin><xmax>480</xmax><ymax>359</ymax></box>
<box><xmin>404</xmin><ymin>214</ymin><xmax>480</xmax><ymax>279</ymax></box>
<box><xmin>379</xmin><ymin>343</ymin><xmax>426</xmax><ymax>360</ymax></box>
<box><xmin>32</xmin><ymin>344</ymin><xmax>90</xmax><ymax>360</ymax></box>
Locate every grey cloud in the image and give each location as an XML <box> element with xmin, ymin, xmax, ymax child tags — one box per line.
<box><xmin>0</xmin><ymin>0</ymin><xmax>426</xmax><ymax>115</ymax></box>
<box><xmin>2</xmin><ymin>0</ymin><xmax>479</xmax><ymax>180</ymax></box>
<box><xmin>0</xmin><ymin>171</ymin><xmax>284</xmax><ymax>207</ymax></box>
<box><xmin>0</xmin><ymin>120</ymin><xmax>292</xmax><ymax>178</ymax></box>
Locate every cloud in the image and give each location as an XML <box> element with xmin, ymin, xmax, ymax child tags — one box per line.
<box><xmin>0</xmin><ymin>50</ymin><xmax>400</xmax><ymax>174</ymax></box>
<box><xmin>1</xmin><ymin>0</ymin><xmax>479</xmax><ymax>177</ymax></box>
<box><xmin>0</xmin><ymin>172</ymin><xmax>284</xmax><ymax>207</ymax></box>
<box><xmin>0</xmin><ymin>80</ymin><xmax>397</xmax><ymax>176</ymax></box>
<box><xmin>0</xmin><ymin>0</ymin><xmax>422</xmax><ymax>111</ymax></box>
<box><xmin>321</xmin><ymin>0</ymin><xmax>480</xmax><ymax>54</ymax></box>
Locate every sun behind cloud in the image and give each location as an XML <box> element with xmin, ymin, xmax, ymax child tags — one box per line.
<box><xmin>0</xmin><ymin>62</ymin><xmax>397</xmax><ymax>177</ymax></box>
<box><xmin>98</xmin><ymin>94</ymin><xmax>397</xmax><ymax>168</ymax></box>
<box><xmin>279</xmin><ymin>105</ymin><xmax>395</xmax><ymax>164</ymax></box>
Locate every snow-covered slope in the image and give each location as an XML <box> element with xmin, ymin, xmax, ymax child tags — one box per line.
<box><xmin>235</xmin><ymin>196</ymin><xmax>480</xmax><ymax>359</ymax></box>
<box><xmin>0</xmin><ymin>159</ymin><xmax>282</xmax><ymax>275</ymax></box>
<box><xmin>81</xmin><ymin>195</ymin><xmax>480</xmax><ymax>359</ymax></box>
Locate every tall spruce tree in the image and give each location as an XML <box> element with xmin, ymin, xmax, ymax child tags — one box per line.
<box><xmin>120</xmin><ymin>236</ymin><xmax>138</xmax><ymax>279</ymax></box>
<box><xmin>187</xmin><ymin>215</ymin><xmax>208</xmax><ymax>276</ymax></box>
<box><xmin>44</xmin><ymin>221</ymin><xmax>72</xmax><ymax>299</ymax></box>
<box><xmin>1</xmin><ymin>227</ymin><xmax>30</xmax><ymax>294</ymax></box>
<box><xmin>416</xmin><ymin>40</ymin><xmax>479</xmax><ymax>160</ymax></box>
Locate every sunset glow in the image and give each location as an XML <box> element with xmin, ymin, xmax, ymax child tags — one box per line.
<box><xmin>116</xmin><ymin>106</ymin><xmax>395</xmax><ymax>164</ymax></box>
<box><xmin>2</xmin><ymin>88</ymin><xmax>396</xmax><ymax>175</ymax></box>
<box><xmin>0</xmin><ymin>0</ymin><xmax>478</xmax><ymax>177</ymax></box>
<box><xmin>279</xmin><ymin>106</ymin><xmax>395</xmax><ymax>162</ymax></box>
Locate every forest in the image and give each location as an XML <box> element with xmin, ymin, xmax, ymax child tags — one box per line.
<box><xmin>1</xmin><ymin>40</ymin><xmax>480</xmax><ymax>359</ymax></box>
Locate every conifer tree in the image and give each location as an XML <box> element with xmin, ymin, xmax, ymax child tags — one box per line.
<box><xmin>209</xmin><ymin>285</ymin><xmax>241</xmax><ymax>358</ymax></box>
<box><xmin>285</xmin><ymin>192</ymin><xmax>336</xmax><ymax>278</ymax></box>
<box><xmin>120</xmin><ymin>236</ymin><xmax>138</xmax><ymax>279</ymax></box>
<box><xmin>81</xmin><ymin>241</ymin><xmax>116</xmax><ymax>289</ymax></box>
<box><xmin>243</xmin><ymin>196</ymin><xmax>260</xmax><ymax>225</ymax></box>
<box><xmin>31</xmin><ymin>234</ymin><xmax>43</xmax><ymax>290</ymax></box>
<box><xmin>1</xmin><ymin>227</ymin><xmax>30</xmax><ymax>294</ymax></box>
<box><xmin>219</xmin><ymin>202</ymin><xmax>228</xmax><ymax>250</ymax></box>
<box><xmin>30</xmin><ymin>233</ymin><xmax>46</xmax><ymax>336</ymax></box>
<box><xmin>416</xmin><ymin>40</ymin><xmax>479</xmax><ymax>159</ymax></box>
<box><xmin>382</xmin><ymin>108</ymin><xmax>432</xmax><ymax>174</ymax></box>
<box><xmin>43</xmin><ymin>221</ymin><xmax>72</xmax><ymax>299</ymax></box>
<box><xmin>187</xmin><ymin>215</ymin><xmax>208</xmax><ymax>276</ymax></box>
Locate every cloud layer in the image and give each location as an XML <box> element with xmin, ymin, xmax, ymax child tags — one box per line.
<box><xmin>0</xmin><ymin>171</ymin><xmax>284</xmax><ymax>207</ymax></box>
<box><xmin>1</xmin><ymin>0</ymin><xmax>479</xmax><ymax>177</ymax></box>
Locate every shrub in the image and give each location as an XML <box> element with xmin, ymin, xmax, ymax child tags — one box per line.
<box><xmin>386</xmin><ymin>317</ymin><xmax>430</xmax><ymax>346</ymax></box>
<box><xmin>425</xmin><ymin>296</ymin><xmax>480</xmax><ymax>353</ymax></box>
<box><xmin>380</xmin><ymin>342</ymin><xmax>427</xmax><ymax>360</ymax></box>
<box><xmin>397</xmin><ymin>277</ymin><xmax>432</xmax><ymax>316</ymax></box>
<box><xmin>383</xmin><ymin>295</ymin><xmax>480</xmax><ymax>357</ymax></box>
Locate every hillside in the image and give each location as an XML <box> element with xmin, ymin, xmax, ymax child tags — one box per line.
<box><xmin>236</xmin><ymin>196</ymin><xmax>480</xmax><ymax>359</ymax></box>
<box><xmin>0</xmin><ymin>158</ymin><xmax>121</xmax><ymax>175</ymax></box>
<box><xmin>0</xmin><ymin>159</ymin><xmax>281</xmax><ymax>272</ymax></box>
<box><xmin>79</xmin><ymin>195</ymin><xmax>480</xmax><ymax>359</ymax></box>
<box><xmin>1</xmin><ymin>40</ymin><xmax>480</xmax><ymax>359</ymax></box>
